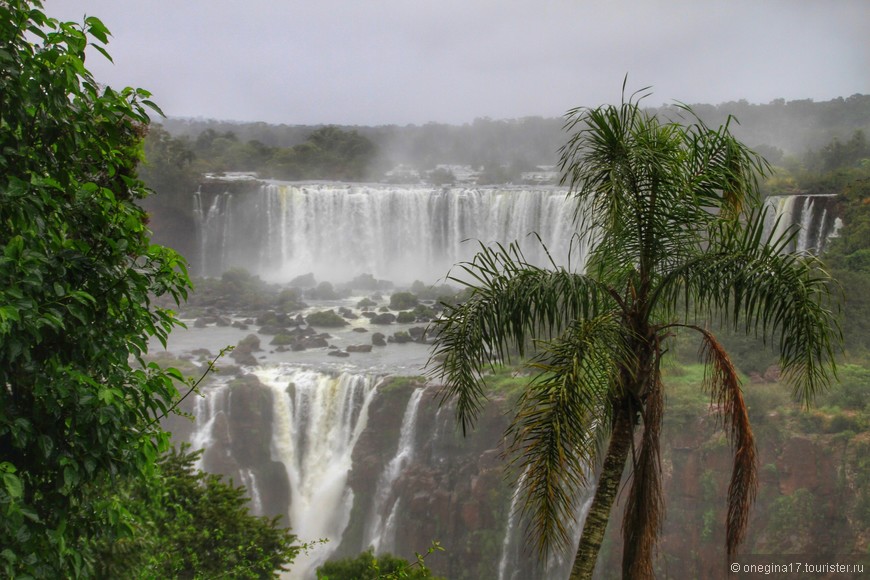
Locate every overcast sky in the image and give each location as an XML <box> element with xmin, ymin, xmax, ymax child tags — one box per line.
<box><xmin>44</xmin><ymin>0</ymin><xmax>870</xmax><ymax>126</ymax></box>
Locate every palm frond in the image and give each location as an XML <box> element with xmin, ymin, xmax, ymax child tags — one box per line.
<box><xmin>697</xmin><ymin>328</ymin><xmax>757</xmax><ymax>558</ymax></box>
<box><xmin>673</xmin><ymin>104</ymin><xmax>770</xmax><ymax>217</ymax></box>
<box><xmin>427</xmin><ymin>242</ymin><xmax>611</xmax><ymax>433</ymax></box>
<box><xmin>657</xmin><ymin>208</ymin><xmax>842</xmax><ymax>404</ymax></box>
<box><xmin>507</xmin><ymin>315</ymin><xmax>633</xmax><ymax>557</ymax></box>
<box><xmin>558</xmin><ymin>100</ymin><xmax>769</xmax><ymax>297</ymax></box>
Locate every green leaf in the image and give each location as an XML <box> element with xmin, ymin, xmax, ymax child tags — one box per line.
<box><xmin>3</xmin><ymin>472</ymin><xmax>23</xmax><ymax>499</ymax></box>
<box><xmin>84</xmin><ymin>16</ymin><xmax>110</xmax><ymax>44</ymax></box>
<box><xmin>63</xmin><ymin>465</ymin><xmax>78</xmax><ymax>489</ymax></box>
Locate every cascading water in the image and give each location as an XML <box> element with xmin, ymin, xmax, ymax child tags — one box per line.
<box><xmin>194</xmin><ymin>183</ymin><xmax>585</xmax><ymax>282</ymax></box>
<box><xmin>195</xmin><ymin>184</ymin><xmax>841</xmax><ymax>283</ymax></box>
<box><xmin>189</xmin><ymin>382</ymin><xmax>230</xmax><ymax>471</ymax></box>
<box><xmin>763</xmin><ymin>193</ymin><xmax>840</xmax><ymax>253</ymax></box>
<box><xmin>178</xmin><ymin>185</ymin><xmax>845</xmax><ymax>579</ymax></box>
<box><xmin>238</xmin><ymin>468</ymin><xmax>263</xmax><ymax>515</ymax></box>
<box><xmin>365</xmin><ymin>387</ymin><xmax>426</xmax><ymax>553</ymax></box>
<box><xmin>498</xmin><ymin>470</ymin><xmax>528</xmax><ymax>580</ymax></box>
<box><xmin>253</xmin><ymin>367</ymin><xmax>380</xmax><ymax>580</ymax></box>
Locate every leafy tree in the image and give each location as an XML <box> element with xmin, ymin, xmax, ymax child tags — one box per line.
<box><xmin>96</xmin><ymin>445</ymin><xmax>300</xmax><ymax>579</ymax></box>
<box><xmin>138</xmin><ymin>124</ymin><xmax>199</xmax><ymax>201</ymax></box>
<box><xmin>263</xmin><ymin>125</ymin><xmax>376</xmax><ymax>181</ymax></box>
<box><xmin>0</xmin><ymin>1</ymin><xmax>191</xmax><ymax>575</ymax></box>
<box><xmin>430</xmin><ymin>90</ymin><xmax>841</xmax><ymax>578</ymax></box>
<box><xmin>821</xmin><ymin>177</ymin><xmax>870</xmax><ymax>351</ymax></box>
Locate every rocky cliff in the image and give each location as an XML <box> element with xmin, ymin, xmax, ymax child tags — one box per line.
<box><xmin>165</xmin><ymin>364</ymin><xmax>870</xmax><ymax>580</ymax></box>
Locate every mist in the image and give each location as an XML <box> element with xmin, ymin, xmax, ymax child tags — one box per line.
<box><xmin>45</xmin><ymin>0</ymin><xmax>869</xmax><ymax>126</ymax></box>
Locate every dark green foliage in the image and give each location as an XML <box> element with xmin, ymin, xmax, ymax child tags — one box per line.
<box><xmin>0</xmin><ymin>2</ymin><xmax>192</xmax><ymax>575</ymax></box>
<box><xmin>389</xmin><ymin>291</ymin><xmax>419</xmax><ymax>310</ymax></box>
<box><xmin>427</xmin><ymin>167</ymin><xmax>456</xmax><ymax>185</ymax></box>
<box><xmin>307</xmin><ymin>309</ymin><xmax>350</xmax><ymax>327</ymax></box>
<box><xmin>96</xmin><ymin>446</ymin><xmax>300</xmax><ymax>579</ymax></box>
<box><xmin>308</xmin><ymin>281</ymin><xmax>340</xmax><ymax>300</ymax></box>
<box><xmin>357</xmin><ymin>297</ymin><xmax>378</xmax><ymax>309</ymax></box>
<box><xmin>397</xmin><ymin>311</ymin><xmax>416</xmax><ymax>323</ymax></box>
<box><xmin>186</xmin><ymin>125</ymin><xmax>377</xmax><ymax>182</ymax></box>
<box><xmin>316</xmin><ymin>548</ymin><xmax>444</xmax><ymax>580</ymax></box>
<box><xmin>409</xmin><ymin>280</ymin><xmax>458</xmax><ymax>301</ymax></box>
<box><xmin>816</xmin><ymin>364</ymin><xmax>870</xmax><ymax>411</ymax></box>
<box><xmin>138</xmin><ymin>125</ymin><xmax>199</xmax><ymax>203</ymax></box>
<box><xmin>158</xmin><ymin>95</ymin><xmax>870</xmax><ymax>181</ymax></box>
<box><xmin>168</xmin><ymin>269</ymin><xmax>307</xmax><ymax>314</ymax></box>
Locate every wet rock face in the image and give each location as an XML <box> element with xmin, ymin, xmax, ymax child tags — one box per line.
<box><xmin>175</xmin><ymin>368</ymin><xmax>869</xmax><ymax>579</ymax></box>
<box><xmin>336</xmin><ymin>382</ymin><xmax>515</xmax><ymax>579</ymax></box>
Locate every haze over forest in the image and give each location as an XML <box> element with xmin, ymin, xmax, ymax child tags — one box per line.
<box><xmin>46</xmin><ymin>1</ymin><xmax>870</xmax><ymax>126</ymax></box>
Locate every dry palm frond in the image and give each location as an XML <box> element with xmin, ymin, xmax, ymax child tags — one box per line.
<box><xmin>699</xmin><ymin>328</ymin><xmax>758</xmax><ymax>558</ymax></box>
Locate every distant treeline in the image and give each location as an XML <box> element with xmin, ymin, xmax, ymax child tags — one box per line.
<box><xmin>158</xmin><ymin>94</ymin><xmax>870</xmax><ymax>176</ymax></box>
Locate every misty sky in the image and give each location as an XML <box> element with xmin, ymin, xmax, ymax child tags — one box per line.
<box><xmin>45</xmin><ymin>0</ymin><xmax>870</xmax><ymax>126</ymax></box>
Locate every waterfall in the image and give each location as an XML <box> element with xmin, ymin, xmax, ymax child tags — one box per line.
<box><xmin>254</xmin><ymin>367</ymin><xmax>380</xmax><ymax>579</ymax></box>
<box><xmin>763</xmin><ymin>193</ymin><xmax>839</xmax><ymax>253</ymax></box>
<box><xmin>195</xmin><ymin>184</ymin><xmax>841</xmax><ymax>283</ymax></box>
<box><xmin>194</xmin><ymin>183</ymin><xmax>584</xmax><ymax>282</ymax></box>
<box><xmin>189</xmin><ymin>382</ymin><xmax>230</xmax><ymax>471</ymax></box>
<box><xmin>498</xmin><ymin>470</ymin><xmax>528</xmax><ymax>580</ymax></box>
<box><xmin>365</xmin><ymin>387</ymin><xmax>426</xmax><ymax>553</ymax></box>
<box><xmin>239</xmin><ymin>468</ymin><xmax>263</xmax><ymax>515</ymax></box>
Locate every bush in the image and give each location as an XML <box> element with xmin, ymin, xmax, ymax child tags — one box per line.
<box><xmin>307</xmin><ymin>310</ymin><xmax>349</xmax><ymax>327</ymax></box>
<box><xmin>96</xmin><ymin>446</ymin><xmax>300</xmax><ymax>578</ymax></box>
<box><xmin>308</xmin><ymin>281</ymin><xmax>339</xmax><ymax>300</ymax></box>
<box><xmin>316</xmin><ymin>548</ymin><xmax>443</xmax><ymax>579</ymax></box>
<box><xmin>389</xmin><ymin>291</ymin><xmax>418</xmax><ymax>310</ymax></box>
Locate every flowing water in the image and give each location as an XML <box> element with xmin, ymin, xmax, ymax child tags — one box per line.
<box><xmin>178</xmin><ymin>184</ymin><xmax>841</xmax><ymax>578</ymax></box>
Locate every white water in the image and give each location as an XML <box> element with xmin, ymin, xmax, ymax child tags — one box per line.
<box><xmin>498</xmin><ymin>470</ymin><xmax>528</xmax><ymax>580</ymax></box>
<box><xmin>254</xmin><ymin>366</ymin><xmax>380</xmax><ymax>580</ymax></box>
<box><xmin>189</xmin><ymin>383</ymin><xmax>230</xmax><ymax>471</ymax></box>
<box><xmin>196</xmin><ymin>185</ymin><xmax>839</xmax><ymax>284</ymax></box>
<box><xmin>195</xmin><ymin>183</ymin><xmax>585</xmax><ymax>282</ymax></box>
<box><xmin>239</xmin><ymin>468</ymin><xmax>263</xmax><ymax>515</ymax></box>
<box><xmin>365</xmin><ymin>387</ymin><xmax>426</xmax><ymax>553</ymax></box>
<box><xmin>181</xmin><ymin>186</ymin><xmax>842</xmax><ymax>580</ymax></box>
<box><xmin>763</xmin><ymin>193</ymin><xmax>839</xmax><ymax>253</ymax></box>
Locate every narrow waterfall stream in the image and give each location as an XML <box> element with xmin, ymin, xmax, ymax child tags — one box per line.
<box><xmin>365</xmin><ymin>387</ymin><xmax>426</xmax><ymax>553</ymax></box>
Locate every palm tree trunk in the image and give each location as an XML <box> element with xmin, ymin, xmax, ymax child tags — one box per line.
<box><xmin>569</xmin><ymin>404</ymin><xmax>634</xmax><ymax>580</ymax></box>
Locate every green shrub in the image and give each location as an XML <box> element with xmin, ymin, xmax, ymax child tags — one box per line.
<box><xmin>306</xmin><ymin>310</ymin><xmax>349</xmax><ymax>327</ymax></box>
<box><xmin>389</xmin><ymin>291</ymin><xmax>418</xmax><ymax>310</ymax></box>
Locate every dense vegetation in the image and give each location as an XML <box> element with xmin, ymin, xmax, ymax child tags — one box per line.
<box><xmin>96</xmin><ymin>446</ymin><xmax>300</xmax><ymax>579</ymax></box>
<box><xmin>317</xmin><ymin>546</ymin><xmax>445</xmax><ymax>579</ymax></box>
<box><xmin>140</xmin><ymin>123</ymin><xmax>376</xmax><ymax>183</ymax></box>
<box><xmin>2</xmin><ymin>0</ymin><xmax>868</xmax><ymax>578</ymax></box>
<box><xmin>0</xmin><ymin>2</ymin><xmax>298</xmax><ymax>577</ymax></box>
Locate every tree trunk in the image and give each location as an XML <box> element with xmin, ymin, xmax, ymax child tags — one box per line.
<box><xmin>568</xmin><ymin>403</ymin><xmax>634</xmax><ymax>580</ymax></box>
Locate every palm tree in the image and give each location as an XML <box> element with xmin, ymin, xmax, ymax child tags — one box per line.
<box><xmin>428</xmin><ymin>90</ymin><xmax>841</xmax><ymax>579</ymax></box>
